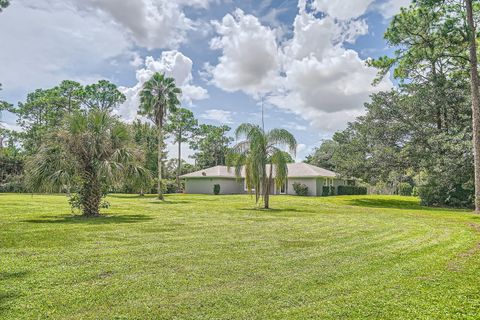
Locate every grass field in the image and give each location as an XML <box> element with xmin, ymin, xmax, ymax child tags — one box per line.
<box><xmin>1</xmin><ymin>193</ymin><xmax>480</xmax><ymax>319</ymax></box>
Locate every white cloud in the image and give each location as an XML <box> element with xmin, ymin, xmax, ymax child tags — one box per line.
<box><xmin>0</xmin><ymin>1</ymin><xmax>130</xmax><ymax>98</ymax></box>
<box><xmin>375</xmin><ymin>0</ymin><xmax>411</xmax><ymax>18</ymax></box>
<box><xmin>207</xmin><ymin>9</ymin><xmax>281</xmax><ymax>96</ymax></box>
<box><xmin>207</xmin><ymin>1</ymin><xmax>392</xmax><ymax>134</ymax></box>
<box><xmin>200</xmin><ymin>109</ymin><xmax>234</xmax><ymax>124</ymax></box>
<box><xmin>118</xmin><ymin>51</ymin><xmax>208</xmax><ymax>121</ymax></box>
<box><xmin>310</xmin><ymin>0</ymin><xmax>375</xmax><ymax>20</ymax></box>
<box><xmin>67</xmin><ymin>0</ymin><xmax>214</xmax><ymax>50</ymax></box>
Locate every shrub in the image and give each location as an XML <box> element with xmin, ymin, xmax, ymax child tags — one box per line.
<box><xmin>164</xmin><ymin>180</ymin><xmax>179</xmax><ymax>194</ymax></box>
<box><xmin>322</xmin><ymin>186</ymin><xmax>335</xmax><ymax>196</ymax></box>
<box><xmin>213</xmin><ymin>184</ymin><xmax>221</xmax><ymax>195</ymax></box>
<box><xmin>337</xmin><ymin>185</ymin><xmax>367</xmax><ymax>195</ymax></box>
<box><xmin>412</xmin><ymin>186</ymin><xmax>419</xmax><ymax>197</ymax></box>
<box><xmin>416</xmin><ymin>172</ymin><xmax>473</xmax><ymax>208</ymax></box>
<box><xmin>293</xmin><ymin>182</ymin><xmax>308</xmax><ymax>196</ymax></box>
<box><xmin>398</xmin><ymin>182</ymin><xmax>413</xmax><ymax>196</ymax></box>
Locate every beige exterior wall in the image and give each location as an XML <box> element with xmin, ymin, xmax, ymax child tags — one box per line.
<box><xmin>184</xmin><ymin>178</ymin><xmax>245</xmax><ymax>195</ymax></box>
<box><xmin>286</xmin><ymin>178</ymin><xmax>317</xmax><ymax>196</ymax></box>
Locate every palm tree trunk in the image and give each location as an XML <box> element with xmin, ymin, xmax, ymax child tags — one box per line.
<box><xmin>157</xmin><ymin>127</ymin><xmax>164</xmax><ymax>200</ymax></box>
<box><xmin>466</xmin><ymin>0</ymin><xmax>480</xmax><ymax>213</ymax></box>
<box><xmin>177</xmin><ymin>130</ymin><xmax>181</xmax><ymax>192</ymax></box>
<box><xmin>81</xmin><ymin>167</ymin><xmax>101</xmax><ymax>217</ymax></box>
<box><xmin>264</xmin><ymin>164</ymin><xmax>273</xmax><ymax>209</ymax></box>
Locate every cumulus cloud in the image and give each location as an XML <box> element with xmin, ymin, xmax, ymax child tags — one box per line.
<box><xmin>375</xmin><ymin>0</ymin><xmax>412</xmax><ymax>18</ymax></box>
<box><xmin>200</xmin><ymin>109</ymin><xmax>234</xmax><ymax>124</ymax></box>
<box><xmin>68</xmin><ymin>0</ymin><xmax>214</xmax><ymax>50</ymax></box>
<box><xmin>310</xmin><ymin>0</ymin><xmax>375</xmax><ymax>20</ymax></box>
<box><xmin>207</xmin><ymin>9</ymin><xmax>281</xmax><ymax>96</ymax></box>
<box><xmin>0</xmin><ymin>1</ymin><xmax>130</xmax><ymax>98</ymax></box>
<box><xmin>118</xmin><ymin>51</ymin><xmax>208</xmax><ymax>121</ymax></box>
<box><xmin>207</xmin><ymin>1</ymin><xmax>391</xmax><ymax>134</ymax></box>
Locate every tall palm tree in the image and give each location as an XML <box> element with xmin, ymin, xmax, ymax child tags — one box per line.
<box><xmin>139</xmin><ymin>73</ymin><xmax>181</xmax><ymax>200</ymax></box>
<box><xmin>228</xmin><ymin>123</ymin><xmax>297</xmax><ymax>209</ymax></box>
<box><xmin>27</xmin><ymin>109</ymin><xmax>147</xmax><ymax>217</ymax></box>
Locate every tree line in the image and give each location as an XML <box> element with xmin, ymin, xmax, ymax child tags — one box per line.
<box><xmin>305</xmin><ymin>0</ymin><xmax>480</xmax><ymax>210</ymax></box>
<box><xmin>0</xmin><ymin>76</ymin><xmax>234</xmax><ymax>214</ymax></box>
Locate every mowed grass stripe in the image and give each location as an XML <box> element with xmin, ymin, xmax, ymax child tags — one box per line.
<box><xmin>1</xmin><ymin>193</ymin><xmax>480</xmax><ymax>319</ymax></box>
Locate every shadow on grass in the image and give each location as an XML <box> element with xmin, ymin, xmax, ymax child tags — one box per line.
<box><xmin>0</xmin><ymin>271</ymin><xmax>28</xmax><ymax>315</ymax></box>
<box><xmin>147</xmin><ymin>200</ymin><xmax>192</xmax><ymax>204</ymax></box>
<box><xmin>22</xmin><ymin>214</ymin><xmax>153</xmax><ymax>225</ymax></box>
<box><xmin>0</xmin><ymin>271</ymin><xmax>29</xmax><ymax>281</ymax></box>
<box><xmin>238</xmin><ymin>207</ymin><xmax>309</xmax><ymax>213</ymax></box>
<box><xmin>345</xmin><ymin>198</ymin><xmax>469</xmax><ymax>212</ymax></box>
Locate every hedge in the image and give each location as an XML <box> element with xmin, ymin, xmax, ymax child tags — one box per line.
<box><xmin>322</xmin><ymin>186</ymin><xmax>335</xmax><ymax>196</ymax></box>
<box><xmin>337</xmin><ymin>185</ymin><xmax>367</xmax><ymax>195</ymax></box>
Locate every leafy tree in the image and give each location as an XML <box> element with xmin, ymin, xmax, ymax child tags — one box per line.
<box><xmin>190</xmin><ymin>124</ymin><xmax>233</xmax><ymax>169</ymax></box>
<box><xmin>465</xmin><ymin>0</ymin><xmax>480</xmax><ymax>212</ymax></box>
<box><xmin>227</xmin><ymin>123</ymin><xmax>296</xmax><ymax>209</ymax></box>
<box><xmin>366</xmin><ymin>0</ymin><xmax>479</xmax><ymax>208</ymax></box>
<box><xmin>165</xmin><ymin>107</ymin><xmax>197</xmax><ymax>190</ymax></box>
<box><xmin>0</xmin><ymin>0</ymin><xmax>9</xmax><ymax>12</ymax></box>
<box><xmin>82</xmin><ymin>80</ymin><xmax>126</xmax><ymax>111</ymax></box>
<box><xmin>304</xmin><ymin>140</ymin><xmax>338</xmax><ymax>171</ymax></box>
<box><xmin>139</xmin><ymin>73</ymin><xmax>181</xmax><ymax>200</ymax></box>
<box><xmin>27</xmin><ymin>109</ymin><xmax>146</xmax><ymax>216</ymax></box>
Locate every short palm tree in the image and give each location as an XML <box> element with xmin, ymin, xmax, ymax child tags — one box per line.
<box><xmin>227</xmin><ymin>123</ymin><xmax>297</xmax><ymax>209</ymax></box>
<box><xmin>139</xmin><ymin>73</ymin><xmax>181</xmax><ymax>200</ymax></box>
<box><xmin>27</xmin><ymin>109</ymin><xmax>147</xmax><ymax>217</ymax></box>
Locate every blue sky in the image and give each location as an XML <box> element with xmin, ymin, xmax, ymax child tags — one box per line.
<box><xmin>0</xmin><ymin>0</ymin><xmax>409</xmax><ymax>161</ymax></box>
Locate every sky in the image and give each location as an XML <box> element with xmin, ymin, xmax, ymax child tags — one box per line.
<box><xmin>0</xmin><ymin>0</ymin><xmax>410</xmax><ymax>162</ymax></box>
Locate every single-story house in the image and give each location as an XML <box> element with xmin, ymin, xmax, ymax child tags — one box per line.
<box><xmin>180</xmin><ymin>163</ymin><xmax>351</xmax><ymax>196</ymax></box>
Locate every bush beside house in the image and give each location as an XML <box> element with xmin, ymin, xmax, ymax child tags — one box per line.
<box><xmin>293</xmin><ymin>182</ymin><xmax>308</xmax><ymax>196</ymax></box>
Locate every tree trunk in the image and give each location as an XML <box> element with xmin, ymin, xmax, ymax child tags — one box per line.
<box><xmin>157</xmin><ymin>126</ymin><xmax>164</xmax><ymax>200</ymax></box>
<box><xmin>264</xmin><ymin>164</ymin><xmax>273</xmax><ymax>209</ymax></box>
<box><xmin>466</xmin><ymin>0</ymin><xmax>480</xmax><ymax>213</ymax></box>
<box><xmin>177</xmin><ymin>130</ymin><xmax>181</xmax><ymax>192</ymax></box>
<box><xmin>81</xmin><ymin>168</ymin><xmax>101</xmax><ymax>217</ymax></box>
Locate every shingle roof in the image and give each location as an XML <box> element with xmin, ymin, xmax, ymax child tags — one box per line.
<box><xmin>180</xmin><ymin>163</ymin><xmax>337</xmax><ymax>179</ymax></box>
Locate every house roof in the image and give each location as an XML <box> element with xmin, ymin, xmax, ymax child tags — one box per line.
<box><xmin>180</xmin><ymin>163</ymin><xmax>337</xmax><ymax>179</ymax></box>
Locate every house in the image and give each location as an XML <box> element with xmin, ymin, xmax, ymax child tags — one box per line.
<box><xmin>180</xmin><ymin>163</ymin><xmax>351</xmax><ymax>196</ymax></box>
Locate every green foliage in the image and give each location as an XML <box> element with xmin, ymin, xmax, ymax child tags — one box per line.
<box><xmin>398</xmin><ymin>182</ymin><xmax>413</xmax><ymax>196</ymax></box>
<box><xmin>416</xmin><ymin>170</ymin><xmax>474</xmax><ymax>208</ymax></box>
<box><xmin>337</xmin><ymin>185</ymin><xmax>367</xmax><ymax>195</ymax></box>
<box><xmin>190</xmin><ymin>124</ymin><xmax>233</xmax><ymax>169</ymax></box>
<box><xmin>0</xmin><ymin>0</ymin><xmax>9</xmax><ymax>12</ymax></box>
<box><xmin>292</xmin><ymin>182</ymin><xmax>308</xmax><ymax>196</ymax></box>
<box><xmin>227</xmin><ymin>123</ymin><xmax>296</xmax><ymax>208</ymax></box>
<box><xmin>139</xmin><ymin>72</ymin><xmax>181</xmax><ymax>200</ymax></box>
<box><xmin>68</xmin><ymin>192</ymin><xmax>110</xmax><ymax>213</ymax></box>
<box><xmin>213</xmin><ymin>184</ymin><xmax>220</xmax><ymax>195</ymax></box>
<box><xmin>322</xmin><ymin>186</ymin><xmax>335</xmax><ymax>196</ymax></box>
<box><xmin>82</xmin><ymin>80</ymin><xmax>126</xmax><ymax>111</ymax></box>
<box><xmin>26</xmin><ymin>109</ymin><xmax>146</xmax><ymax>216</ymax></box>
<box><xmin>304</xmin><ymin>139</ymin><xmax>338</xmax><ymax>171</ymax></box>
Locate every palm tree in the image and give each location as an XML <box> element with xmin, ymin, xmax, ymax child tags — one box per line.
<box><xmin>228</xmin><ymin>123</ymin><xmax>297</xmax><ymax>209</ymax></box>
<box><xmin>27</xmin><ymin>109</ymin><xmax>147</xmax><ymax>217</ymax></box>
<box><xmin>139</xmin><ymin>73</ymin><xmax>181</xmax><ymax>200</ymax></box>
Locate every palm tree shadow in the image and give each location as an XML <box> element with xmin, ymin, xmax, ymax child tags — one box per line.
<box><xmin>22</xmin><ymin>214</ymin><xmax>153</xmax><ymax>225</ymax></box>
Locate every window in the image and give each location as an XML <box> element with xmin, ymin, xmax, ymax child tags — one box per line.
<box><xmin>324</xmin><ymin>178</ymin><xmax>333</xmax><ymax>186</ymax></box>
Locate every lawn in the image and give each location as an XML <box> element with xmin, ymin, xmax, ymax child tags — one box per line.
<box><xmin>1</xmin><ymin>193</ymin><xmax>480</xmax><ymax>319</ymax></box>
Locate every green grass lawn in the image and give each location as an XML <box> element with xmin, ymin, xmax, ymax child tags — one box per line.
<box><xmin>1</xmin><ymin>193</ymin><xmax>480</xmax><ymax>319</ymax></box>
